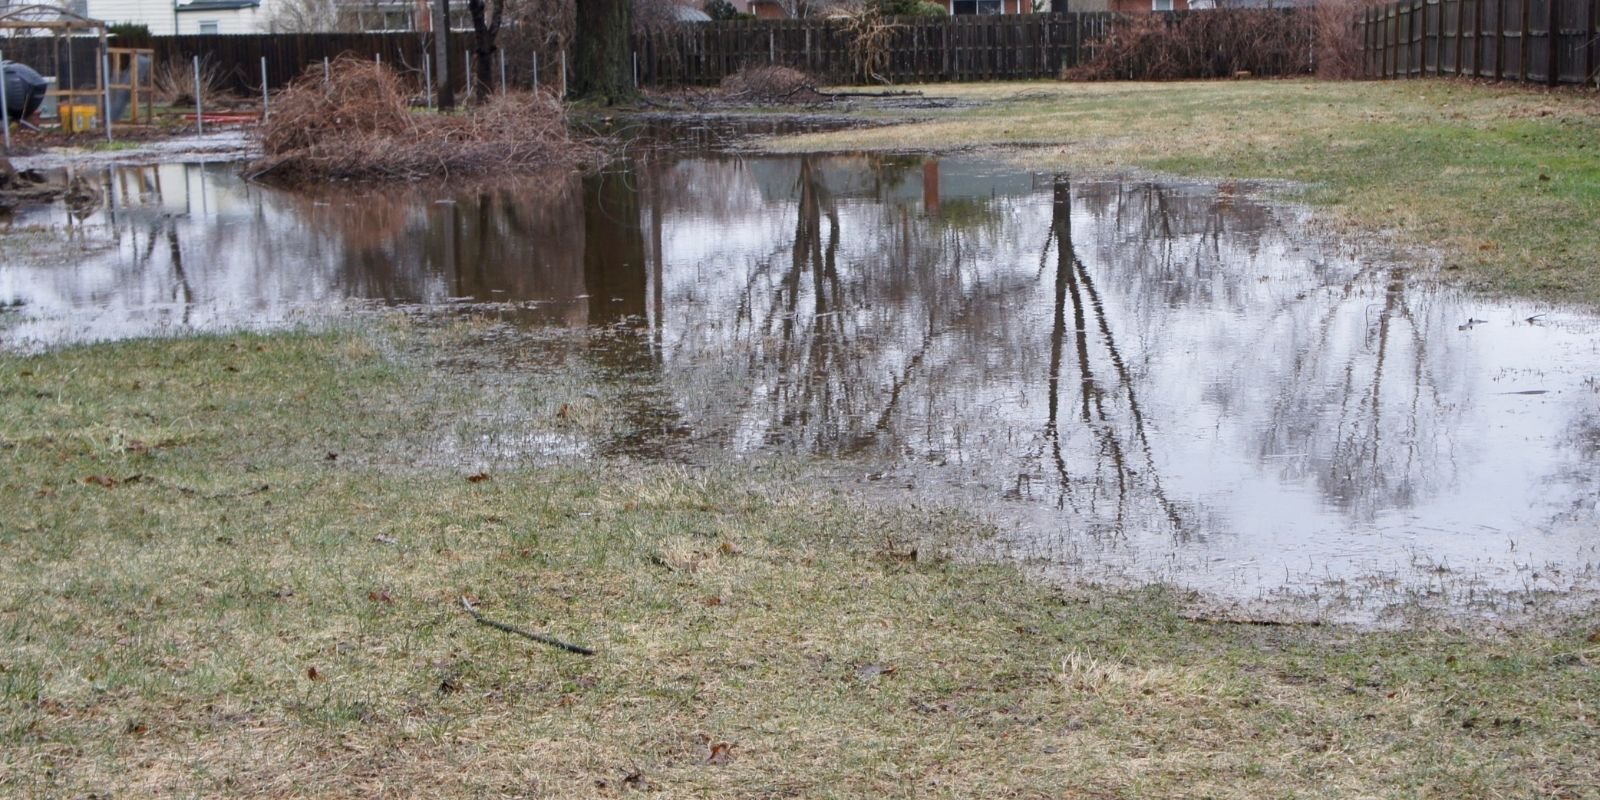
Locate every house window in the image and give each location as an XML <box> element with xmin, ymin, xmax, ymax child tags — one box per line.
<box><xmin>1152</xmin><ymin>0</ymin><xmax>1173</xmax><ymax>10</ymax></box>
<box><xmin>198</xmin><ymin>20</ymin><xmax>220</xmax><ymax>34</ymax></box>
<box><xmin>951</xmin><ymin>0</ymin><xmax>1002</xmax><ymax>13</ymax></box>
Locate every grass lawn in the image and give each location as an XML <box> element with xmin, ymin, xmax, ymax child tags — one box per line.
<box><xmin>776</xmin><ymin>79</ymin><xmax>1600</xmax><ymax>305</ymax></box>
<box><xmin>3</xmin><ymin>324</ymin><xmax>1598</xmax><ymax>798</ymax></box>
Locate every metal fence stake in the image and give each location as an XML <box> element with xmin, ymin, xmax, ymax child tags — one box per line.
<box><xmin>1</xmin><ymin>49</ymin><xmax>13</xmax><ymax>152</ymax></box>
<box><xmin>101</xmin><ymin>49</ymin><xmax>113</xmax><ymax>142</ymax></box>
<box><xmin>194</xmin><ymin>55</ymin><xmax>203</xmax><ymax>135</ymax></box>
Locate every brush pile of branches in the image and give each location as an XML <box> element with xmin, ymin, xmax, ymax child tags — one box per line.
<box><xmin>1064</xmin><ymin>9</ymin><xmax>1315</xmax><ymax>81</ymax></box>
<box><xmin>719</xmin><ymin>66</ymin><xmax>822</xmax><ymax>102</ymax></box>
<box><xmin>249</xmin><ymin>56</ymin><xmax>587</xmax><ymax>182</ymax></box>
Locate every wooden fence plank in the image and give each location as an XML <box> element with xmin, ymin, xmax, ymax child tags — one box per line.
<box><xmin>1359</xmin><ymin>0</ymin><xmax>1593</xmax><ymax>85</ymax></box>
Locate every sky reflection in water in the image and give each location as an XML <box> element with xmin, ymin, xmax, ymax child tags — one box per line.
<box><xmin>4</xmin><ymin>156</ymin><xmax>1597</xmax><ymax>601</ymax></box>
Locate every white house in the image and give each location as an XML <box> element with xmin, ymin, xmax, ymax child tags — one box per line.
<box><xmin>73</xmin><ymin>0</ymin><xmax>270</xmax><ymax>35</ymax></box>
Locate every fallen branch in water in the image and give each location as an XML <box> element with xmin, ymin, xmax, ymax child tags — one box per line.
<box><xmin>460</xmin><ymin>596</ymin><xmax>595</xmax><ymax>656</ymax></box>
<box><xmin>810</xmin><ymin>88</ymin><xmax>924</xmax><ymax>98</ymax></box>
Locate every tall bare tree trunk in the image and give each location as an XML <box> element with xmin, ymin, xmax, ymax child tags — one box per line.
<box><xmin>434</xmin><ymin>0</ymin><xmax>455</xmax><ymax>110</ymax></box>
<box><xmin>571</xmin><ymin>0</ymin><xmax>632</xmax><ymax>102</ymax></box>
<box><xmin>467</xmin><ymin>0</ymin><xmax>503</xmax><ymax>101</ymax></box>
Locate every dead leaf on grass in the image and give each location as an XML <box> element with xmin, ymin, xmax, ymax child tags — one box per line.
<box><xmin>368</xmin><ymin>590</ymin><xmax>393</xmax><ymax>604</ymax></box>
<box><xmin>466</xmin><ymin>472</ymin><xmax>491</xmax><ymax>483</ymax></box>
<box><xmin>706</xmin><ymin>741</ymin><xmax>734</xmax><ymax>766</ymax></box>
<box><xmin>306</xmin><ymin>666</ymin><xmax>323</xmax><ymax>681</ymax></box>
<box><xmin>83</xmin><ymin>475</ymin><xmax>119</xmax><ymax>488</ymax></box>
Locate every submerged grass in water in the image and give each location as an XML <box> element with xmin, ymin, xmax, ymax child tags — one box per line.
<box><xmin>1</xmin><ymin>327</ymin><xmax>1598</xmax><ymax>797</ymax></box>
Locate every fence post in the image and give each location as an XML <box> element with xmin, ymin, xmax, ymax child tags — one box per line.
<box><xmin>0</xmin><ymin>48</ymin><xmax>10</xmax><ymax>153</ymax></box>
<box><xmin>101</xmin><ymin>49</ymin><xmax>113</xmax><ymax>142</ymax></box>
<box><xmin>1441</xmin><ymin>0</ymin><xmax>1449</xmax><ymax>76</ymax></box>
<box><xmin>532</xmin><ymin>53</ymin><xmax>539</xmax><ymax>93</ymax></box>
<box><xmin>560</xmin><ymin>51</ymin><xmax>567</xmax><ymax>98</ymax></box>
<box><xmin>424</xmin><ymin>54</ymin><xmax>433</xmax><ymax>109</ymax></box>
<box><xmin>193</xmin><ymin>55</ymin><xmax>204</xmax><ymax>135</ymax></box>
<box><xmin>1454</xmin><ymin>0</ymin><xmax>1465</xmax><ymax>75</ymax></box>
<box><xmin>500</xmin><ymin>49</ymin><xmax>507</xmax><ymax>94</ymax></box>
<box><xmin>1546</xmin><ymin>0</ymin><xmax>1560</xmax><ymax>84</ymax></box>
<box><xmin>1518</xmin><ymin>0</ymin><xmax>1530</xmax><ymax>80</ymax></box>
<box><xmin>1478</xmin><ymin>0</ymin><xmax>1491</xmax><ymax>76</ymax></box>
<box><xmin>260</xmin><ymin>56</ymin><xmax>269</xmax><ymax>118</ymax></box>
<box><xmin>1589</xmin><ymin>0</ymin><xmax>1598</xmax><ymax>86</ymax></box>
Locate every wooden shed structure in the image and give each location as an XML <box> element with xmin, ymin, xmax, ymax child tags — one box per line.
<box><xmin>0</xmin><ymin>5</ymin><xmax>153</xmax><ymax>125</ymax></box>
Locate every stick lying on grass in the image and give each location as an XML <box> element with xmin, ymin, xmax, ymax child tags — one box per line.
<box><xmin>460</xmin><ymin>596</ymin><xmax>595</xmax><ymax>656</ymax></box>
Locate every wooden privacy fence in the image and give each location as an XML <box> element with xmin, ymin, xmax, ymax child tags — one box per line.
<box><xmin>637</xmin><ymin>14</ymin><xmax>1113</xmax><ymax>85</ymax></box>
<box><xmin>1360</xmin><ymin>0</ymin><xmax>1600</xmax><ymax>85</ymax></box>
<box><xmin>112</xmin><ymin>15</ymin><xmax>1115</xmax><ymax>96</ymax></box>
<box><xmin>121</xmin><ymin>32</ymin><xmax>466</xmax><ymax>95</ymax></box>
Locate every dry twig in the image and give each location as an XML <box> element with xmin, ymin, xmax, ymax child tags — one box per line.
<box><xmin>460</xmin><ymin>596</ymin><xmax>596</xmax><ymax>656</ymax></box>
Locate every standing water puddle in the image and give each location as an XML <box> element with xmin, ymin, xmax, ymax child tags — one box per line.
<box><xmin>4</xmin><ymin>156</ymin><xmax>1598</xmax><ymax>613</ymax></box>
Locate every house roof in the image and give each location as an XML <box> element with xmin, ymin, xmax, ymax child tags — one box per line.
<box><xmin>175</xmin><ymin>0</ymin><xmax>262</xmax><ymax>12</ymax></box>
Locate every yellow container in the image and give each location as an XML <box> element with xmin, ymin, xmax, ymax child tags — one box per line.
<box><xmin>61</xmin><ymin>104</ymin><xmax>98</xmax><ymax>133</ymax></box>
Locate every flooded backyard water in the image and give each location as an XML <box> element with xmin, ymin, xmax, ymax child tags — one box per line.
<box><xmin>4</xmin><ymin>155</ymin><xmax>1598</xmax><ymax>615</ymax></box>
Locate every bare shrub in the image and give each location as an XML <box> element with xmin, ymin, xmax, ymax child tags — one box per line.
<box><xmin>249</xmin><ymin>56</ymin><xmax>591</xmax><ymax>182</ymax></box>
<box><xmin>831</xmin><ymin>6</ymin><xmax>900</xmax><ymax>83</ymax></box>
<box><xmin>153</xmin><ymin>57</ymin><xmax>227</xmax><ymax>105</ymax></box>
<box><xmin>1314</xmin><ymin>0</ymin><xmax>1381</xmax><ymax>79</ymax></box>
<box><xmin>719</xmin><ymin>66</ymin><xmax>820</xmax><ymax>102</ymax></box>
<box><xmin>1064</xmin><ymin>9</ymin><xmax>1316</xmax><ymax>81</ymax></box>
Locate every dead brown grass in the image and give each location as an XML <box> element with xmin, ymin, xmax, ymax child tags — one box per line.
<box><xmin>4</xmin><ymin>329</ymin><xmax>1599</xmax><ymax>798</ymax></box>
<box><xmin>249</xmin><ymin>56</ymin><xmax>588</xmax><ymax>182</ymax></box>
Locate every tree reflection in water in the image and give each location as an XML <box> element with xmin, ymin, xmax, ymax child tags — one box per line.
<box><xmin>8</xmin><ymin>157</ymin><xmax>1600</xmax><ymax>592</ymax></box>
<box><xmin>1031</xmin><ymin>176</ymin><xmax>1187</xmax><ymax>539</ymax></box>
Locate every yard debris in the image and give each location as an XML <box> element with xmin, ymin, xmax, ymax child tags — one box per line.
<box><xmin>0</xmin><ymin>157</ymin><xmax>62</xmax><ymax>209</ymax></box>
<box><xmin>719</xmin><ymin>66</ymin><xmax>822</xmax><ymax>103</ymax></box>
<box><xmin>248</xmin><ymin>56</ymin><xmax>591</xmax><ymax>182</ymax></box>
<box><xmin>705</xmin><ymin>741</ymin><xmax>734</xmax><ymax>766</ymax></box>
